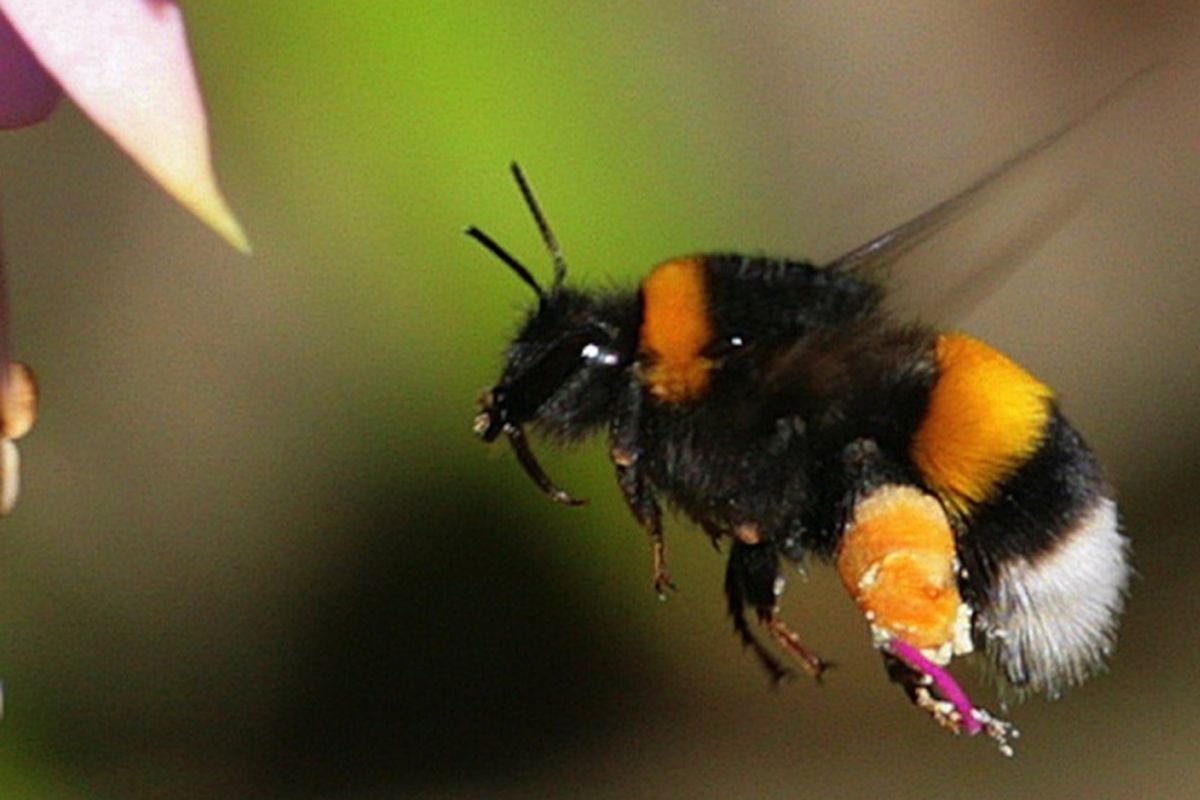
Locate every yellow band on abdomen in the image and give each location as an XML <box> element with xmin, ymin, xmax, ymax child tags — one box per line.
<box><xmin>912</xmin><ymin>333</ymin><xmax>1053</xmax><ymax>515</ymax></box>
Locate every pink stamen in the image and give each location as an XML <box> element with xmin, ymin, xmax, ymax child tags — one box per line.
<box><xmin>887</xmin><ymin>638</ymin><xmax>983</xmax><ymax>735</ymax></box>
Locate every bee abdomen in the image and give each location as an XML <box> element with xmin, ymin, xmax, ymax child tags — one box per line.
<box><xmin>960</xmin><ymin>411</ymin><xmax>1128</xmax><ymax>694</ymax></box>
<box><xmin>909</xmin><ymin>333</ymin><xmax>1129</xmax><ymax>693</ymax></box>
<box><xmin>911</xmin><ymin>333</ymin><xmax>1054</xmax><ymax>515</ymax></box>
<box><xmin>976</xmin><ymin>494</ymin><xmax>1126</xmax><ymax>693</ymax></box>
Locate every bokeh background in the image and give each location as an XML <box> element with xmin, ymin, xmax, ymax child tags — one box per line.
<box><xmin>0</xmin><ymin>3</ymin><xmax>1198</xmax><ymax>798</ymax></box>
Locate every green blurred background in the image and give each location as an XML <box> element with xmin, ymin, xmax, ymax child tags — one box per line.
<box><xmin>0</xmin><ymin>3</ymin><xmax>1198</xmax><ymax>798</ymax></box>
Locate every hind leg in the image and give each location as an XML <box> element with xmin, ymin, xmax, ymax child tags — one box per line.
<box><xmin>883</xmin><ymin>639</ymin><xmax>1018</xmax><ymax>755</ymax></box>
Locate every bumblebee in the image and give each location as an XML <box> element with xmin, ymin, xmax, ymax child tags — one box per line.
<box><xmin>469</xmin><ymin>98</ymin><xmax>1131</xmax><ymax>754</ymax></box>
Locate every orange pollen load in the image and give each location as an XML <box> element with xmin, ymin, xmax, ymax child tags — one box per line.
<box><xmin>836</xmin><ymin>485</ymin><xmax>963</xmax><ymax>652</ymax></box>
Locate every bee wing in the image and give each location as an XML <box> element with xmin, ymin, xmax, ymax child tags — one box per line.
<box><xmin>824</xmin><ymin>65</ymin><xmax>1159</xmax><ymax>322</ymax></box>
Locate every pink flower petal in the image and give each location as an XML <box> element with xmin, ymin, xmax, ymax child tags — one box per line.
<box><xmin>0</xmin><ymin>10</ymin><xmax>62</xmax><ymax>128</ymax></box>
<box><xmin>0</xmin><ymin>0</ymin><xmax>250</xmax><ymax>252</ymax></box>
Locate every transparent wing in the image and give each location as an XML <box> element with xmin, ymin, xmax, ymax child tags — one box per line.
<box><xmin>824</xmin><ymin>64</ymin><xmax>1161</xmax><ymax>322</ymax></box>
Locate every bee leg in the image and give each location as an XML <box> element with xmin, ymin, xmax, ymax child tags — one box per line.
<box><xmin>700</xmin><ymin>521</ymin><xmax>724</xmax><ymax>552</ymax></box>
<box><xmin>883</xmin><ymin>639</ymin><xmax>1018</xmax><ymax>755</ymax></box>
<box><xmin>725</xmin><ymin>542</ymin><xmax>792</xmax><ymax>684</ymax></box>
<box><xmin>610</xmin><ymin>448</ymin><xmax>673</xmax><ymax>596</ymax></box>
<box><xmin>763</xmin><ymin>612</ymin><xmax>830</xmax><ymax>681</ymax></box>
<box><xmin>610</xmin><ymin>384</ymin><xmax>674</xmax><ymax>597</ymax></box>
<box><xmin>882</xmin><ymin>649</ymin><xmax>946</xmax><ymax>713</ymax></box>
<box><xmin>725</xmin><ymin>539</ymin><xmax>829</xmax><ymax>682</ymax></box>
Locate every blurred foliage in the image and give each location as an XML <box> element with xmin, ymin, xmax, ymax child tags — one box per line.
<box><xmin>0</xmin><ymin>3</ymin><xmax>1197</xmax><ymax>798</ymax></box>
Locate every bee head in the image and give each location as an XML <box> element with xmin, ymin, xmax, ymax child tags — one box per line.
<box><xmin>468</xmin><ymin>164</ymin><xmax>631</xmax><ymax>505</ymax></box>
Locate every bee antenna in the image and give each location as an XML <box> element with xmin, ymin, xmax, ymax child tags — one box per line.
<box><xmin>464</xmin><ymin>225</ymin><xmax>546</xmax><ymax>300</ymax></box>
<box><xmin>509</xmin><ymin>162</ymin><xmax>569</xmax><ymax>291</ymax></box>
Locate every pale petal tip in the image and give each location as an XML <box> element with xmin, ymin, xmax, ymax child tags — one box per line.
<box><xmin>0</xmin><ymin>439</ymin><xmax>19</xmax><ymax>516</ymax></box>
<box><xmin>180</xmin><ymin>182</ymin><xmax>252</xmax><ymax>255</ymax></box>
<box><xmin>2</xmin><ymin>362</ymin><xmax>38</xmax><ymax>441</ymax></box>
<box><xmin>206</xmin><ymin>200</ymin><xmax>253</xmax><ymax>255</ymax></box>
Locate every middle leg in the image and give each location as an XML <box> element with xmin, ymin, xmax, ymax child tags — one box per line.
<box><xmin>725</xmin><ymin>538</ymin><xmax>829</xmax><ymax>682</ymax></box>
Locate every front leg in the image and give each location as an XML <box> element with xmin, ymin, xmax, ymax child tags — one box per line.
<box><xmin>614</xmin><ymin>452</ymin><xmax>673</xmax><ymax>597</ymax></box>
<box><xmin>610</xmin><ymin>381</ymin><xmax>674</xmax><ymax>597</ymax></box>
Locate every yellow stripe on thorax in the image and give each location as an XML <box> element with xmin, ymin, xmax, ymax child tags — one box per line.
<box><xmin>837</xmin><ymin>484</ymin><xmax>969</xmax><ymax>656</ymax></box>
<box><xmin>639</xmin><ymin>258</ymin><xmax>715</xmax><ymax>403</ymax></box>
<box><xmin>912</xmin><ymin>333</ymin><xmax>1053</xmax><ymax>515</ymax></box>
